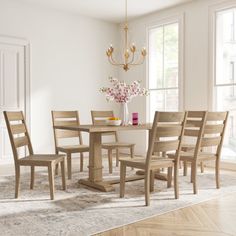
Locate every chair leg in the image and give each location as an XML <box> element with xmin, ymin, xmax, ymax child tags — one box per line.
<box><xmin>120</xmin><ymin>163</ymin><xmax>126</xmax><ymax>198</ymax></box>
<box><xmin>216</xmin><ymin>158</ymin><xmax>220</xmax><ymax>189</ymax></box>
<box><xmin>48</xmin><ymin>164</ymin><xmax>55</xmax><ymax>200</ymax></box>
<box><xmin>167</xmin><ymin>167</ymin><xmax>173</xmax><ymax>188</ymax></box>
<box><xmin>183</xmin><ymin>161</ymin><xmax>187</xmax><ymax>176</ymax></box>
<box><xmin>192</xmin><ymin>162</ymin><xmax>198</xmax><ymax>194</ymax></box>
<box><xmin>60</xmin><ymin>160</ymin><xmax>66</xmax><ymax>190</ymax></box>
<box><xmin>130</xmin><ymin>146</ymin><xmax>134</xmax><ymax>170</ymax></box>
<box><xmin>200</xmin><ymin>162</ymin><xmax>204</xmax><ymax>173</ymax></box>
<box><xmin>67</xmin><ymin>153</ymin><xmax>72</xmax><ymax>179</ymax></box>
<box><xmin>15</xmin><ymin>165</ymin><xmax>20</xmax><ymax>198</ymax></box>
<box><xmin>55</xmin><ymin>150</ymin><xmax>59</xmax><ymax>175</ymax></box>
<box><xmin>30</xmin><ymin>166</ymin><xmax>35</xmax><ymax>190</ymax></box>
<box><xmin>108</xmin><ymin>149</ymin><xmax>113</xmax><ymax>174</ymax></box>
<box><xmin>174</xmin><ymin>164</ymin><xmax>179</xmax><ymax>199</ymax></box>
<box><xmin>55</xmin><ymin>163</ymin><xmax>59</xmax><ymax>175</ymax></box>
<box><xmin>116</xmin><ymin>148</ymin><xmax>119</xmax><ymax>167</ymax></box>
<box><xmin>190</xmin><ymin>162</ymin><xmax>194</xmax><ymax>183</ymax></box>
<box><xmin>80</xmin><ymin>153</ymin><xmax>84</xmax><ymax>172</ymax></box>
<box><xmin>145</xmin><ymin>170</ymin><xmax>151</xmax><ymax>206</ymax></box>
<box><xmin>150</xmin><ymin>170</ymin><xmax>155</xmax><ymax>192</ymax></box>
<box><xmin>179</xmin><ymin>160</ymin><xmax>182</xmax><ymax>169</ymax></box>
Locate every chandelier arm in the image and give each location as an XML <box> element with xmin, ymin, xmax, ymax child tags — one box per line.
<box><xmin>109</xmin><ymin>55</ymin><xmax>124</xmax><ymax>66</ymax></box>
<box><xmin>127</xmin><ymin>51</ymin><xmax>135</xmax><ymax>64</ymax></box>
<box><xmin>131</xmin><ymin>55</ymin><xmax>146</xmax><ymax>65</ymax></box>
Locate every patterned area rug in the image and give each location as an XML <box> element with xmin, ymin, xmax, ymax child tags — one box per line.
<box><xmin>0</xmin><ymin>162</ymin><xmax>236</xmax><ymax>236</ymax></box>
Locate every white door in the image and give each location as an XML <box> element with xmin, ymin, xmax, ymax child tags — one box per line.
<box><xmin>0</xmin><ymin>42</ymin><xmax>26</xmax><ymax>164</ymax></box>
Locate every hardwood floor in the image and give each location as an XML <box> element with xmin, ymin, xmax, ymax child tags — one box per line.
<box><xmin>96</xmin><ymin>172</ymin><xmax>236</xmax><ymax>236</ymax></box>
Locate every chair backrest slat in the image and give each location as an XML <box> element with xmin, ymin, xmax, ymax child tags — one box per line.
<box><xmin>52</xmin><ymin>111</ymin><xmax>82</xmax><ymax>149</ymax></box>
<box><xmin>184</xmin><ymin>129</ymin><xmax>199</xmax><ymax>137</ymax></box>
<box><xmin>4</xmin><ymin>111</ymin><xmax>34</xmax><ymax>162</ymax></box>
<box><xmin>53</xmin><ymin>120</ymin><xmax>78</xmax><ymax>126</ymax></box>
<box><xmin>187</xmin><ymin>111</ymin><xmax>206</xmax><ymax>118</ymax></box>
<box><xmin>146</xmin><ymin>111</ymin><xmax>187</xmax><ymax>169</ymax></box>
<box><xmin>6</xmin><ymin>112</ymin><xmax>24</xmax><ymax>121</ymax></box>
<box><xmin>186</xmin><ymin>120</ymin><xmax>203</xmax><ymax>127</ymax></box>
<box><xmin>201</xmin><ymin>137</ymin><xmax>221</xmax><ymax>147</ymax></box>
<box><xmin>204</xmin><ymin>124</ymin><xmax>224</xmax><ymax>135</ymax></box>
<box><xmin>156</xmin><ymin>125</ymin><xmax>182</xmax><ymax>138</ymax></box>
<box><xmin>52</xmin><ymin>111</ymin><xmax>78</xmax><ymax>119</ymax></box>
<box><xmin>206</xmin><ymin>112</ymin><xmax>228</xmax><ymax>121</ymax></box>
<box><xmin>153</xmin><ymin>140</ymin><xmax>180</xmax><ymax>153</ymax></box>
<box><xmin>11</xmin><ymin>124</ymin><xmax>27</xmax><ymax>135</ymax></box>
<box><xmin>55</xmin><ymin>130</ymin><xmax>79</xmax><ymax>139</ymax></box>
<box><xmin>14</xmin><ymin>136</ymin><xmax>29</xmax><ymax>148</ymax></box>
<box><xmin>91</xmin><ymin>111</ymin><xmax>113</xmax><ymax>119</ymax></box>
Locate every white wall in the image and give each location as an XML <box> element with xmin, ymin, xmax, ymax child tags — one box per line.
<box><xmin>118</xmin><ymin>0</ymin><xmax>232</xmax><ymax>155</ymax></box>
<box><xmin>0</xmin><ymin>0</ymin><xmax>119</xmax><ymax>154</ymax></box>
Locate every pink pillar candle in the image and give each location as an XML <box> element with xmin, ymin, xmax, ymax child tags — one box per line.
<box><xmin>132</xmin><ymin>112</ymin><xmax>138</xmax><ymax>125</ymax></box>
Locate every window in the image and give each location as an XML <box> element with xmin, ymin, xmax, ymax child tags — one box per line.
<box><xmin>148</xmin><ymin>21</ymin><xmax>181</xmax><ymax>121</ymax></box>
<box><xmin>215</xmin><ymin>8</ymin><xmax>236</xmax><ymax>161</ymax></box>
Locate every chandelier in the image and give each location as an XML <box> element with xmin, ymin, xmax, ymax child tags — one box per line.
<box><xmin>106</xmin><ymin>0</ymin><xmax>147</xmax><ymax>71</ymax></box>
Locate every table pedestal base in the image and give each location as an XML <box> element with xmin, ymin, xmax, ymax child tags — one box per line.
<box><xmin>78</xmin><ymin>175</ymin><xmax>145</xmax><ymax>192</ymax></box>
<box><xmin>78</xmin><ymin>179</ymin><xmax>115</xmax><ymax>192</ymax></box>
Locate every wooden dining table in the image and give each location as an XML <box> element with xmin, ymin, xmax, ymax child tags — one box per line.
<box><xmin>54</xmin><ymin>123</ymin><xmax>153</xmax><ymax>192</ymax></box>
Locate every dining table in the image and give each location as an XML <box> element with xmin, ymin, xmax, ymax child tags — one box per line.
<box><xmin>54</xmin><ymin>123</ymin><xmax>156</xmax><ymax>192</ymax></box>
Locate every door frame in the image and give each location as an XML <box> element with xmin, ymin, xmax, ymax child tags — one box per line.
<box><xmin>0</xmin><ymin>35</ymin><xmax>31</xmax><ymax>130</ymax></box>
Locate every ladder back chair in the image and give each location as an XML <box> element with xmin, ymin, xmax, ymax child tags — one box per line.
<box><xmin>171</xmin><ymin>111</ymin><xmax>228</xmax><ymax>194</ymax></box>
<box><xmin>4</xmin><ymin>111</ymin><xmax>66</xmax><ymax>200</ymax></box>
<box><xmin>120</xmin><ymin>111</ymin><xmax>187</xmax><ymax>206</ymax></box>
<box><xmin>52</xmin><ymin>111</ymin><xmax>89</xmax><ymax>179</ymax></box>
<box><xmin>91</xmin><ymin>110</ymin><xmax>135</xmax><ymax>174</ymax></box>
<box><xmin>168</xmin><ymin>111</ymin><xmax>207</xmax><ymax>191</ymax></box>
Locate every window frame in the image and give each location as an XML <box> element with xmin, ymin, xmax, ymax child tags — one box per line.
<box><xmin>146</xmin><ymin>14</ymin><xmax>184</xmax><ymax>122</ymax></box>
<box><xmin>209</xmin><ymin>1</ymin><xmax>236</xmax><ymax>169</ymax></box>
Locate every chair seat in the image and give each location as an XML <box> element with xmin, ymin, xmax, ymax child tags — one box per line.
<box><xmin>102</xmin><ymin>142</ymin><xmax>134</xmax><ymax>149</ymax></box>
<box><xmin>18</xmin><ymin>154</ymin><xmax>65</xmax><ymax>166</ymax></box>
<box><xmin>57</xmin><ymin>145</ymin><xmax>89</xmax><ymax>153</ymax></box>
<box><xmin>168</xmin><ymin>151</ymin><xmax>216</xmax><ymax>162</ymax></box>
<box><xmin>119</xmin><ymin>156</ymin><xmax>175</xmax><ymax>169</ymax></box>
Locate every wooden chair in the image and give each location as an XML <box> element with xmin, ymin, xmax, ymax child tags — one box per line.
<box><xmin>171</xmin><ymin>111</ymin><xmax>228</xmax><ymax>194</ymax></box>
<box><xmin>52</xmin><ymin>111</ymin><xmax>89</xmax><ymax>179</ymax></box>
<box><xmin>120</xmin><ymin>111</ymin><xmax>187</xmax><ymax>206</ymax></box>
<box><xmin>91</xmin><ymin>110</ymin><xmax>135</xmax><ymax>174</ymax></box>
<box><xmin>4</xmin><ymin>111</ymin><xmax>66</xmax><ymax>200</ymax></box>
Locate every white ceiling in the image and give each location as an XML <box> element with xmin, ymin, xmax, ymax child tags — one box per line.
<box><xmin>19</xmin><ymin>0</ymin><xmax>193</xmax><ymax>23</ymax></box>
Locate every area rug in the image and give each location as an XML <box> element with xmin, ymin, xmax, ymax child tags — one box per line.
<box><xmin>0</xmin><ymin>161</ymin><xmax>236</xmax><ymax>236</ymax></box>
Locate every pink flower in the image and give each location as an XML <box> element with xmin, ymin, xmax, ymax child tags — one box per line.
<box><xmin>100</xmin><ymin>77</ymin><xmax>149</xmax><ymax>104</ymax></box>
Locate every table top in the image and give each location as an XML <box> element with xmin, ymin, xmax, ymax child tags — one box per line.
<box><xmin>54</xmin><ymin>123</ymin><xmax>152</xmax><ymax>133</ymax></box>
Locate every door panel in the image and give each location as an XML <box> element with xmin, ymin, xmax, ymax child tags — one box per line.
<box><xmin>0</xmin><ymin>43</ymin><xmax>25</xmax><ymax>163</ymax></box>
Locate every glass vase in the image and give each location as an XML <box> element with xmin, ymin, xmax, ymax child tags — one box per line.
<box><xmin>120</xmin><ymin>103</ymin><xmax>129</xmax><ymax>126</ymax></box>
